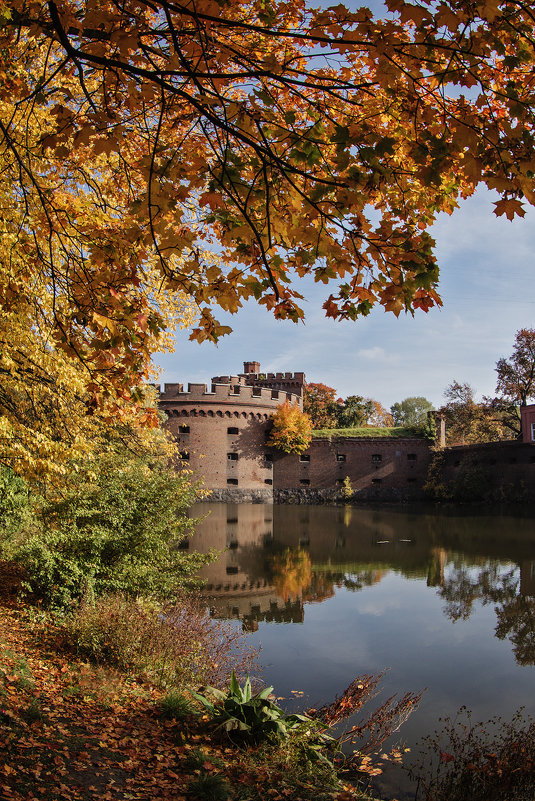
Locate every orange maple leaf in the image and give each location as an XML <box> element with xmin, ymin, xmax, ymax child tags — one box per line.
<box><xmin>493</xmin><ymin>198</ymin><xmax>526</xmax><ymax>221</ymax></box>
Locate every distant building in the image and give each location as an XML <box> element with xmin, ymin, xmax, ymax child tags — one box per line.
<box><xmin>521</xmin><ymin>404</ymin><xmax>535</xmax><ymax>443</ymax></box>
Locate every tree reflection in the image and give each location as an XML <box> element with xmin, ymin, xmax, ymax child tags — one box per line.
<box><xmin>439</xmin><ymin>562</ymin><xmax>535</xmax><ymax>665</ymax></box>
<box><xmin>342</xmin><ymin>570</ymin><xmax>386</xmax><ymax>591</ymax></box>
<box><xmin>268</xmin><ymin>547</ymin><xmax>312</xmax><ymax>602</ymax></box>
<box><xmin>495</xmin><ymin>596</ymin><xmax>535</xmax><ymax>666</ymax></box>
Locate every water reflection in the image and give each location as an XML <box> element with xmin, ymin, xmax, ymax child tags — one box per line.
<box><xmin>439</xmin><ymin>562</ymin><xmax>535</xmax><ymax>664</ymax></box>
<box><xmin>190</xmin><ymin>502</ymin><xmax>535</xmax><ymax>665</ymax></box>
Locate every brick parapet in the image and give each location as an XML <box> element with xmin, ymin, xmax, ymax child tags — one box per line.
<box><xmin>210</xmin><ymin>370</ymin><xmax>306</xmax><ymax>400</ymax></box>
<box><xmin>157</xmin><ymin>380</ymin><xmax>302</xmax><ymax>409</ymax></box>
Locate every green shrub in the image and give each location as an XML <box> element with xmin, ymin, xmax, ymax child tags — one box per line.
<box><xmin>15</xmin><ymin>452</ymin><xmax>209</xmax><ymax>609</ymax></box>
<box><xmin>0</xmin><ymin>466</ymin><xmax>34</xmax><ymax>553</ymax></box>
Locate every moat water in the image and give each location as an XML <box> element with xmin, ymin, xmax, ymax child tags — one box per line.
<box><xmin>189</xmin><ymin>502</ymin><xmax>535</xmax><ymax>799</ymax></box>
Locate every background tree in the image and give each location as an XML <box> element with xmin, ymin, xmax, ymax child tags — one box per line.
<box><xmin>336</xmin><ymin>395</ymin><xmax>374</xmax><ymax>428</ymax></box>
<box><xmin>391</xmin><ymin>397</ymin><xmax>434</xmax><ymax>427</ymax></box>
<box><xmin>440</xmin><ymin>382</ymin><xmax>503</xmax><ymax>445</ymax></box>
<box><xmin>266</xmin><ymin>402</ymin><xmax>312</xmax><ymax>454</ymax></box>
<box><xmin>485</xmin><ymin>329</ymin><xmax>535</xmax><ymax>439</ymax></box>
<box><xmin>367</xmin><ymin>400</ymin><xmax>394</xmax><ymax>428</ymax></box>
<box><xmin>303</xmin><ymin>384</ymin><xmax>340</xmax><ymax>429</ymax></box>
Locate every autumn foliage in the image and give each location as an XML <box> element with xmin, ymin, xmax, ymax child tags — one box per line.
<box><xmin>266</xmin><ymin>402</ymin><xmax>312</xmax><ymax>454</ymax></box>
<box><xmin>303</xmin><ymin>384</ymin><xmax>340</xmax><ymax>429</ymax></box>
<box><xmin>2</xmin><ymin>0</ymin><xmax>535</xmax><ymax>439</ymax></box>
<box><xmin>487</xmin><ymin>328</ymin><xmax>535</xmax><ymax>438</ymax></box>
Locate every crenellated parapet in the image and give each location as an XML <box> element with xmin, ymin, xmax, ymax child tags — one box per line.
<box><xmin>157</xmin><ymin>378</ymin><xmax>302</xmax><ymax>409</ymax></box>
<box><xmin>211</xmin><ymin>365</ymin><xmax>306</xmax><ymax>399</ymax></box>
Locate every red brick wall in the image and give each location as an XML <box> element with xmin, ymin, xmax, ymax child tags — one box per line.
<box><xmin>159</xmin><ymin>380</ymin><xmax>432</xmax><ymax>495</ymax></box>
<box><xmin>273</xmin><ymin>437</ymin><xmax>432</xmax><ymax>491</ymax></box>
<box><xmin>521</xmin><ymin>405</ymin><xmax>535</xmax><ymax>443</ymax></box>
<box><xmin>436</xmin><ymin>441</ymin><xmax>535</xmax><ymax>501</ymax></box>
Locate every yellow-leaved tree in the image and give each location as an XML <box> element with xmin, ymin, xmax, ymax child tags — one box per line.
<box><xmin>267</xmin><ymin>402</ymin><xmax>312</xmax><ymax>455</ymax></box>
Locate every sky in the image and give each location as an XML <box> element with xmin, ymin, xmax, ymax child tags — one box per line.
<box><xmin>154</xmin><ymin>186</ymin><xmax>535</xmax><ymax>410</ymax></box>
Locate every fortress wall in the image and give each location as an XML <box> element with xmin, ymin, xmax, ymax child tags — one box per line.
<box><xmin>274</xmin><ymin>437</ymin><xmax>432</xmax><ymax>494</ymax></box>
<box><xmin>158</xmin><ymin>368</ymin><xmax>433</xmax><ymax>499</ymax></box>
<box><xmin>436</xmin><ymin>441</ymin><xmax>535</xmax><ymax>501</ymax></box>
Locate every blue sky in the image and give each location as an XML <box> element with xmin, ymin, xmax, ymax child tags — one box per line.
<box><xmin>154</xmin><ymin>187</ymin><xmax>534</xmax><ymax>410</ymax></box>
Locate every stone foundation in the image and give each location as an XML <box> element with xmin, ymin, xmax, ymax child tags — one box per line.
<box><xmin>206</xmin><ymin>488</ymin><xmax>274</xmax><ymax>504</ymax></box>
<box><xmin>274</xmin><ymin>486</ymin><xmax>426</xmax><ymax>504</ymax></box>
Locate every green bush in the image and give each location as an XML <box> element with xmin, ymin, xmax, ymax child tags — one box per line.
<box><xmin>15</xmin><ymin>452</ymin><xmax>208</xmax><ymax>609</ymax></box>
<box><xmin>0</xmin><ymin>466</ymin><xmax>34</xmax><ymax>553</ymax></box>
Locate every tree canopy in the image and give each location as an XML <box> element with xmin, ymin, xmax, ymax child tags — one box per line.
<box><xmin>4</xmin><ymin>1</ymin><xmax>535</xmax><ymax>365</ymax></box>
<box><xmin>391</xmin><ymin>396</ymin><xmax>434</xmax><ymax>427</ymax></box>
<box><xmin>304</xmin><ymin>384</ymin><xmax>392</xmax><ymax>429</ymax></box>
<box><xmin>440</xmin><ymin>381</ymin><xmax>503</xmax><ymax>445</ymax></box>
<box><xmin>267</xmin><ymin>401</ymin><xmax>312</xmax><ymax>454</ymax></box>
<box><xmin>487</xmin><ymin>328</ymin><xmax>535</xmax><ymax>437</ymax></box>
<box><xmin>3</xmin><ymin>0</ymin><xmax>535</xmax><ymax>475</ymax></box>
<box><xmin>303</xmin><ymin>383</ymin><xmax>340</xmax><ymax>429</ymax></box>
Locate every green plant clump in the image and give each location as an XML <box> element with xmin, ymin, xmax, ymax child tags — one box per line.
<box><xmin>159</xmin><ymin>690</ymin><xmax>196</xmax><ymax>720</ymax></box>
<box><xmin>187</xmin><ymin>773</ymin><xmax>231</xmax><ymax>801</ymax></box>
<box><xmin>192</xmin><ymin>671</ymin><xmax>331</xmax><ymax>755</ymax></box>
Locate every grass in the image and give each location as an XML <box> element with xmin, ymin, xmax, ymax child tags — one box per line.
<box><xmin>159</xmin><ymin>689</ymin><xmax>197</xmax><ymax>719</ymax></box>
<box><xmin>187</xmin><ymin>773</ymin><xmax>231</xmax><ymax>801</ymax></box>
<box><xmin>311</xmin><ymin>426</ymin><xmax>426</xmax><ymax>439</ymax></box>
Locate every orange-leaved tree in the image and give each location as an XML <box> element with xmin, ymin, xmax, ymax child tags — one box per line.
<box><xmin>486</xmin><ymin>329</ymin><xmax>535</xmax><ymax>438</ymax></box>
<box><xmin>266</xmin><ymin>402</ymin><xmax>312</xmax><ymax>454</ymax></box>
<box><xmin>303</xmin><ymin>383</ymin><xmax>340</xmax><ymax>429</ymax></box>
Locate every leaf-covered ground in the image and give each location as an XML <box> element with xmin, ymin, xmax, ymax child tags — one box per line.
<box><xmin>0</xmin><ymin>569</ymin><xmax>373</xmax><ymax>801</ymax></box>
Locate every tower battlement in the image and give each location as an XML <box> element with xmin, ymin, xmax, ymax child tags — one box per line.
<box><xmin>157</xmin><ymin>377</ymin><xmax>302</xmax><ymax>408</ymax></box>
